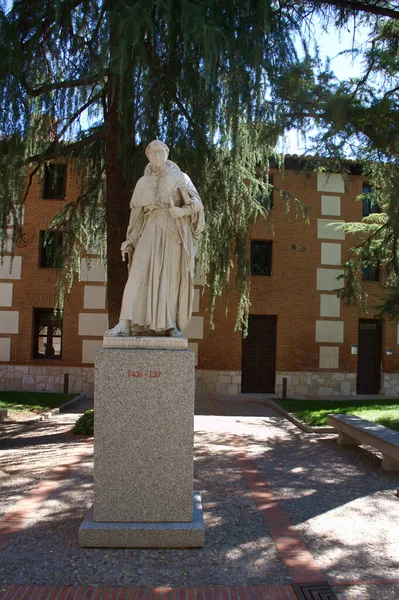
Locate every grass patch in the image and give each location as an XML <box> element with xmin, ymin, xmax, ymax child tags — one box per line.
<box><xmin>275</xmin><ymin>398</ymin><xmax>399</xmax><ymax>432</ymax></box>
<box><xmin>0</xmin><ymin>391</ymin><xmax>78</xmax><ymax>414</ymax></box>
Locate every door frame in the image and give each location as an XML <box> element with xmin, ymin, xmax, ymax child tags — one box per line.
<box><xmin>356</xmin><ymin>318</ymin><xmax>382</xmax><ymax>395</ymax></box>
<box><xmin>241</xmin><ymin>314</ymin><xmax>277</xmax><ymax>394</ymax></box>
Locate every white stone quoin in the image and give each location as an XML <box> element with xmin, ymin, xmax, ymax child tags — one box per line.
<box><xmin>317</xmin><ymin>268</ymin><xmax>344</xmax><ymax>291</ymax></box>
<box><xmin>83</xmin><ymin>285</ymin><xmax>107</xmax><ymax>309</ymax></box>
<box><xmin>317</xmin><ymin>219</ymin><xmax>345</xmax><ymax>240</ymax></box>
<box><xmin>0</xmin><ymin>283</ymin><xmax>13</xmax><ymax>307</ymax></box>
<box><xmin>321</xmin><ymin>243</ymin><xmax>341</xmax><ymax>266</ymax></box>
<box><xmin>192</xmin><ymin>289</ymin><xmax>200</xmax><ymax>313</ymax></box>
<box><xmin>321</xmin><ymin>195</ymin><xmax>341</xmax><ymax>216</ymax></box>
<box><xmin>183</xmin><ymin>315</ymin><xmax>204</xmax><ymax>339</ymax></box>
<box><xmin>80</xmin><ymin>258</ymin><xmax>107</xmax><ymax>282</ymax></box>
<box><xmin>316</xmin><ymin>320</ymin><xmax>344</xmax><ymax>343</ymax></box>
<box><xmin>82</xmin><ymin>339</ymin><xmax>103</xmax><ymax>364</ymax></box>
<box><xmin>0</xmin><ymin>338</ymin><xmax>11</xmax><ymax>361</ymax></box>
<box><xmin>319</xmin><ymin>346</ymin><xmax>339</xmax><ymax>369</ymax></box>
<box><xmin>194</xmin><ymin>266</ymin><xmax>205</xmax><ymax>285</ymax></box>
<box><xmin>320</xmin><ymin>294</ymin><xmax>341</xmax><ymax>318</ymax></box>
<box><xmin>78</xmin><ymin>313</ymin><xmax>109</xmax><ymax>336</ymax></box>
<box><xmin>0</xmin><ymin>311</ymin><xmax>19</xmax><ymax>334</ymax></box>
<box><xmin>188</xmin><ymin>342</ymin><xmax>199</xmax><ymax>365</ymax></box>
<box><xmin>317</xmin><ymin>173</ymin><xmax>345</xmax><ymax>194</ymax></box>
<box><xmin>0</xmin><ymin>256</ymin><xmax>22</xmax><ymax>280</ymax></box>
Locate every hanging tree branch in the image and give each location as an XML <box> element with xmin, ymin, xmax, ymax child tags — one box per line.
<box><xmin>25</xmin><ymin>75</ymin><xmax>101</xmax><ymax>97</ymax></box>
<box><xmin>56</xmin><ymin>90</ymin><xmax>104</xmax><ymax>140</ymax></box>
<box><xmin>174</xmin><ymin>94</ymin><xmax>208</xmax><ymax>146</ymax></box>
<box><xmin>21</xmin><ymin>128</ymin><xmax>104</xmax><ymax>203</ymax></box>
<box><xmin>310</xmin><ymin>0</ymin><xmax>399</xmax><ymax>20</ymax></box>
<box><xmin>26</xmin><ymin>130</ymin><xmax>105</xmax><ymax>166</ymax></box>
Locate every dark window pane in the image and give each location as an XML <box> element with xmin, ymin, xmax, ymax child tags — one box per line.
<box><xmin>362</xmin><ymin>183</ymin><xmax>380</xmax><ymax>216</ymax></box>
<box><xmin>43</xmin><ymin>164</ymin><xmax>67</xmax><ymax>199</ymax></box>
<box><xmin>39</xmin><ymin>230</ymin><xmax>63</xmax><ymax>268</ymax></box>
<box><xmin>251</xmin><ymin>241</ymin><xmax>272</xmax><ymax>276</ymax></box>
<box><xmin>33</xmin><ymin>308</ymin><xmax>62</xmax><ymax>359</ymax></box>
<box><xmin>362</xmin><ymin>265</ymin><xmax>380</xmax><ymax>281</ymax></box>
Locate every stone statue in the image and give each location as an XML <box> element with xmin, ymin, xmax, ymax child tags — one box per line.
<box><xmin>105</xmin><ymin>140</ymin><xmax>205</xmax><ymax>338</ymax></box>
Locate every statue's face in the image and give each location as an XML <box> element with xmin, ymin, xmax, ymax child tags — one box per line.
<box><xmin>147</xmin><ymin>144</ymin><xmax>167</xmax><ymax>168</ymax></box>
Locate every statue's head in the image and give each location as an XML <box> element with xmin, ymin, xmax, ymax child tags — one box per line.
<box><xmin>145</xmin><ymin>140</ymin><xmax>169</xmax><ymax>168</ymax></box>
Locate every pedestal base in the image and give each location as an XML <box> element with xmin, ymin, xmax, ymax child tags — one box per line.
<box><xmin>79</xmin><ymin>491</ymin><xmax>205</xmax><ymax>548</ymax></box>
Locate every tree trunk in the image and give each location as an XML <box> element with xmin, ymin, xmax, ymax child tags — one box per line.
<box><xmin>105</xmin><ymin>93</ymin><xmax>131</xmax><ymax>327</ymax></box>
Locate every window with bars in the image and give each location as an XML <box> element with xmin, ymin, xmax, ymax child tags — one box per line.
<box><xmin>33</xmin><ymin>308</ymin><xmax>62</xmax><ymax>359</ymax></box>
<box><xmin>250</xmin><ymin>240</ymin><xmax>272</xmax><ymax>276</ymax></box>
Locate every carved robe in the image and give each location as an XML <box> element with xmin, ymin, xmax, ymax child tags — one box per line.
<box><xmin>119</xmin><ymin>160</ymin><xmax>205</xmax><ymax>334</ymax></box>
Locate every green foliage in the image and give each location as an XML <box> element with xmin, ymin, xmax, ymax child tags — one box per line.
<box><xmin>73</xmin><ymin>409</ymin><xmax>94</xmax><ymax>436</ymax></box>
<box><xmin>277</xmin><ymin>398</ymin><xmax>399</xmax><ymax>432</ymax></box>
<box><xmin>0</xmin><ymin>0</ymin><xmax>316</xmax><ymax>329</ymax></box>
<box><xmin>338</xmin><ymin>162</ymin><xmax>399</xmax><ymax>317</ymax></box>
<box><xmin>199</xmin><ymin>124</ymin><xmax>309</xmax><ymax>330</ymax></box>
<box><xmin>273</xmin><ymin>5</ymin><xmax>399</xmax><ymax>319</ymax></box>
<box><xmin>1</xmin><ymin>0</ymin><xmax>399</xmax><ymax>325</ymax></box>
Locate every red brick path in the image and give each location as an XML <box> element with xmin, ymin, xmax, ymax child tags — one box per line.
<box><xmin>208</xmin><ymin>394</ymin><xmax>326</xmax><ymax>584</ymax></box>
<box><xmin>0</xmin><ymin>585</ymin><xmax>298</xmax><ymax>600</ymax></box>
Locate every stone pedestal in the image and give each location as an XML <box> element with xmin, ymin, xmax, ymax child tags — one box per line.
<box><xmin>79</xmin><ymin>336</ymin><xmax>205</xmax><ymax>548</ymax></box>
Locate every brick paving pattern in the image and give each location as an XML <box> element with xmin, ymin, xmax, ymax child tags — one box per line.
<box><xmin>0</xmin><ymin>585</ymin><xmax>299</xmax><ymax>600</ymax></box>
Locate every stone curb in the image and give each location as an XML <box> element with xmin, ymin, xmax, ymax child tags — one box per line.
<box><xmin>262</xmin><ymin>397</ymin><xmax>336</xmax><ymax>434</ymax></box>
<box><xmin>38</xmin><ymin>392</ymin><xmax>88</xmax><ymax>420</ymax></box>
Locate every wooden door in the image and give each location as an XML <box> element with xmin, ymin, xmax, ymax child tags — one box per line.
<box><xmin>357</xmin><ymin>319</ymin><xmax>382</xmax><ymax>394</ymax></box>
<box><xmin>241</xmin><ymin>315</ymin><xmax>277</xmax><ymax>393</ymax></box>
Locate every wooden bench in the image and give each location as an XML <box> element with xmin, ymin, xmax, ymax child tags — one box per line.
<box><xmin>327</xmin><ymin>413</ymin><xmax>399</xmax><ymax>471</ymax></box>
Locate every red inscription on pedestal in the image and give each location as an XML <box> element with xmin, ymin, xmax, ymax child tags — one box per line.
<box><xmin>127</xmin><ymin>369</ymin><xmax>161</xmax><ymax>378</ymax></box>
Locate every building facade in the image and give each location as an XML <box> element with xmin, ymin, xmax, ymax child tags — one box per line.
<box><xmin>1</xmin><ymin>159</ymin><xmax>398</xmax><ymax>398</ymax></box>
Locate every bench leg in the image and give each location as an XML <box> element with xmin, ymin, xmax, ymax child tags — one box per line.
<box><xmin>381</xmin><ymin>454</ymin><xmax>399</xmax><ymax>471</ymax></box>
<box><xmin>337</xmin><ymin>431</ymin><xmax>360</xmax><ymax>446</ymax></box>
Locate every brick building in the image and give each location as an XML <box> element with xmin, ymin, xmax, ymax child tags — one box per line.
<box><xmin>1</xmin><ymin>158</ymin><xmax>398</xmax><ymax>398</ymax></box>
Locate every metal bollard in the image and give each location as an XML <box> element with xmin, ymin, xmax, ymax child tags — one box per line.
<box><xmin>282</xmin><ymin>377</ymin><xmax>287</xmax><ymax>399</ymax></box>
<box><xmin>63</xmin><ymin>373</ymin><xmax>69</xmax><ymax>394</ymax></box>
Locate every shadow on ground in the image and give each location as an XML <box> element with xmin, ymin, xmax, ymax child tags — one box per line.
<box><xmin>0</xmin><ymin>393</ymin><xmax>397</xmax><ymax>586</ymax></box>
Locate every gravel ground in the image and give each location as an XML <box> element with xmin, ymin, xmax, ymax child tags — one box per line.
<box><xmin>0</xmin><ymin>426</ymin><xmax>289</xmax><ymax>586</ymax></box>
<box><xmin>216</xmin><ymin>395</ymin><xmax>399</xmax><ymax>585</ymax></box>
<box><xmin>332</xmin><ymin>583</ymin><xmax>399</xmax><ymax>599</ymax></box>
<box><xmin>1</xmin><ymin>393</ymin><xmax>399</xmax><ymax>596</ymax></box>
<box><xmin>0</xmin><ymin>420</ymin><xmax>88</xmax><ymax>518</ymax></box>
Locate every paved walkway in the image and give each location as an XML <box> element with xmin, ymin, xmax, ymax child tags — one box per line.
<box><xmin>0</xmin><ymin>394</ymin><xmax>398</xmax><ymax>600</ymax></box>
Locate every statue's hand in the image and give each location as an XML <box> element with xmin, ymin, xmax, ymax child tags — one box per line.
<box><xmin>169</xmin><ymin>206</ymin><xmax>187</xmax><ymax>219</ymax></box>
<box><xmin>121</xmin><ymin>240</ymin><xmax>132</xmax><ymax>261</ymax></box>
